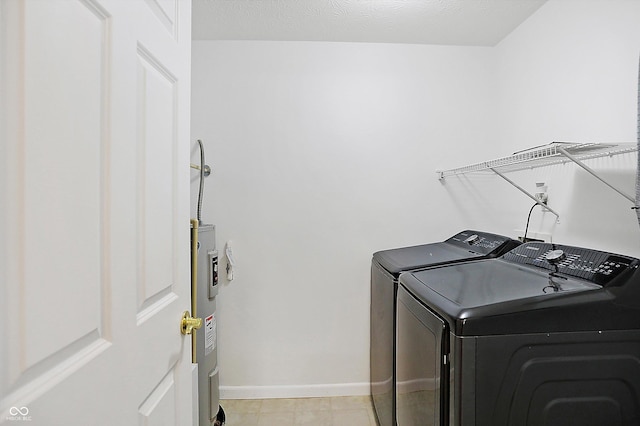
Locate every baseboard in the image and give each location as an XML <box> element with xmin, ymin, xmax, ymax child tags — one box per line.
<box><xmin>220</xmin><ymin>382</ymin><xmax>371</xmax><ymax>400</ymax></box>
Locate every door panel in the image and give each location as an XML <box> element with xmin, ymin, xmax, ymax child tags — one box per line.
<box><xmin>137</xmin><ymin>45</ymin><xmax>178</xmax><ymax>317</ymax></box>
<box><xmin>0</xmin><ymin>0</ymin><xmax>192</xmax><ymax>424</ymax></box>
<box><xmin>22</xmin><ymin>0</ymin><xmax>108</xmax><ymax>372</ymax></box>
<box><xmin>3</xmin><ymin>0</ymin><xmax>110</xmax><ymax>400</ymax></box>
<box><xmin>143</xmin><ymin>0</ymin><xmax>178</xmax><ymax>38</ymax></box>
<box><xmin>138</xmin><ymin>365</ymin><xmax>178</xmax><ymax>426</ymax></box>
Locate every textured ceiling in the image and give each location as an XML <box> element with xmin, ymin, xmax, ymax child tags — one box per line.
<box><xmin>192</xmin><ymin>0</ymin><xmax>547</xmax><ymax>46</ymax></box>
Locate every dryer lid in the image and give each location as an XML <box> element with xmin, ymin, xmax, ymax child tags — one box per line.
<box><xmin>373</xmin><ymin>230</ymin><xmax>518</xmax><ymax>275</ymax></box>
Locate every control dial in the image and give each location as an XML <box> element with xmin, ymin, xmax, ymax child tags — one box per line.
<box><xmin>545</xmin><ymin>249</ymin><xmax>566</xmax><ymax>265</ymax></box>
<box><xmin>463</xmin><ymin>234</ymin><xmax>479</xmax><ymax>244</ymax></box>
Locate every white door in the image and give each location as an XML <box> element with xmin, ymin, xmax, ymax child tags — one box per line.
<box><xmin>0</xmin><ymin>1</ymin><xmax>193</xmax><ymax>425</ymax></box>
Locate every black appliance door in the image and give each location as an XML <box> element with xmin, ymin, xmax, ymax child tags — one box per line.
<box><xmin>396</xmin><ymin>285</ymin><xmax>449</xmax><ymax>426</ymax></box>
<box><xmin>371</xmin><ymin>261</ymin><xmax>395</xmax><ymax>426</ymax></box>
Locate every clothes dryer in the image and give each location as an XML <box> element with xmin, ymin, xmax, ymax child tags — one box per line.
<box><xmin>397</xmin><ymin>241</ymin><xmax>640</xmax><ymax>426</ymax></box>
<box><xmin>370</xmin><ymin>230</ymin><xmax>520</xmax><ymax>426</ymax></box>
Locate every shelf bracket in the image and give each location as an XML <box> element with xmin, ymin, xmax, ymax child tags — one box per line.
<box><xmin>490</xmin><ymin>168</ymin><xmax>561</xmax><ymax>221</ymax></box>
<box><xmin>557</xmin><ymin>147</ymin><xmax>635</xmax><ymax>204</ymax></box>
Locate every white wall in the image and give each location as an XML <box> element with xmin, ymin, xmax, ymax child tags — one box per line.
<box><xmin>488</xmin><ymin>0</ymin><xmax>640</xmax><ymax>256</ymax></box>
<box><xmin>191</xmin><ymin>41</ymin><xmax>497</xmax><ymax>397</ymax></box>
<box><xmin>191</xmin><ymin>0</ymin><xmax>640</xmax><ymax>399</ymax></box>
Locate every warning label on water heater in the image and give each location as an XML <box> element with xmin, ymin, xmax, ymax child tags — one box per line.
<box><xmin>204</xmin><ymin>313</ymin><xmax>216</xmax><ymax>356</ymax></box>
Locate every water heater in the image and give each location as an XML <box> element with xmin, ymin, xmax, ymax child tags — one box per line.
<box><xmin>191</xmin><ymin>223</ymin><xmax>224</xmax><ymax>425</ymax></box>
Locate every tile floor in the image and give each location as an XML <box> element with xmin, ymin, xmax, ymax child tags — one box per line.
<box><xmin>220</xmin><ymin>395</ymin><xmax>379</xmax><ymax>426</ymax></box>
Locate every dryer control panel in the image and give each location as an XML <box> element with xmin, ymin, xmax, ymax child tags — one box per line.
<box><xmin>502</xmin><ymin>242</ymin><xmax>639</xmax><ymax>286</ymax></box>
<box><xmin>447</xmin><ymin>230</ymin><xmax>520</xmax><ymax>255</ymax></box>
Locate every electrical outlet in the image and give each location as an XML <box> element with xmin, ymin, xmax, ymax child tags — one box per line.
<box><xmin>534</xmin><ymin>182</ymin><xmax>548</xmax><ymax>204</ymax></box>
<box><xmin>534</xmin><ymin>192</ymin><xmax>548</xmax><ymax>204</ymax></box>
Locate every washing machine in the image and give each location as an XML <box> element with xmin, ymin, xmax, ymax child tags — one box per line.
<box><xmin>396</xmin><ymin>241</ymin><xmax>640</xmax><ymax>426</ymax></box>
<box><xmin>370</xmin><ymin>230</ymin><xmax>520</xmax><ymax>426</ymax></box>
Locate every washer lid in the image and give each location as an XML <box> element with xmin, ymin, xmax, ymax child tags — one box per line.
<box><xmin>408</xmin><ymin>260</ymin><xmax>599</xmax><ymax>310</ymax></box>
<box><xmin>400</xmin><ymin>260</ymin><xmax>602</xmax><ymax>335</ymax></box>
<box><xmin>373</xmin><ymin>230</ymin><xmax>517</xmax><ymax>275</ymax></box>
<box><xmin>399</xmin><ymin>242</ymin><xmax>640</xmax><ymax>335</ymax></box>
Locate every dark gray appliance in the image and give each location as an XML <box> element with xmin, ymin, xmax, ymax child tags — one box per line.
<box><xmin>370</xmin><ymin>230</ymin><xmax>520</xmax><ymax>426</ymax></box>
<box><xmin>192</xmin><ymin>224</ymin><xmax>224</xmax><ymax>426</ymax></box>
<box><xmin>397</xmin><ymin>241</ymin><xmax>640</xmax><ymax>426</ymax></box>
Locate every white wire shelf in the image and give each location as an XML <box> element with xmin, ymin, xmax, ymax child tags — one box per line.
<box><xmin>437</xmin><ymin>142</ymin><xmax>637</xmax><ymax>178</ymax></box>
<box><xmin>436</xmin><ymin>141</ymin><xmax>638</xmax><ymax>221</ymax></box>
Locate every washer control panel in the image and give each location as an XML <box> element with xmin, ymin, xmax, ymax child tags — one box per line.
<box><xmin>448</xmin><ymin>230</ymin><xmax>519</xmax><ymax>255</ymax></box>
<box><xmin>502</xmin><ymin>242</ymin><xmax>639</xmax><ymax>286</ymax></box>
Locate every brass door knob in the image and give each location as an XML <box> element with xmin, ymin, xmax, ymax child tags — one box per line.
<box><xmin>181</xmin><ymin>311</ymin><xmax>203</xmax><ymax>335</ymax></box>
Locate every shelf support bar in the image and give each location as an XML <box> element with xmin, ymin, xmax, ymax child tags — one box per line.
<box><xmin>490</xmin><ymin>168</ymin><xmax>561</xmax><ymax>220</ymax></box>
<box><xmin>557</xmin><ymin>147</ymin><xmax>635</xmax><ymax>204</ymax></box>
